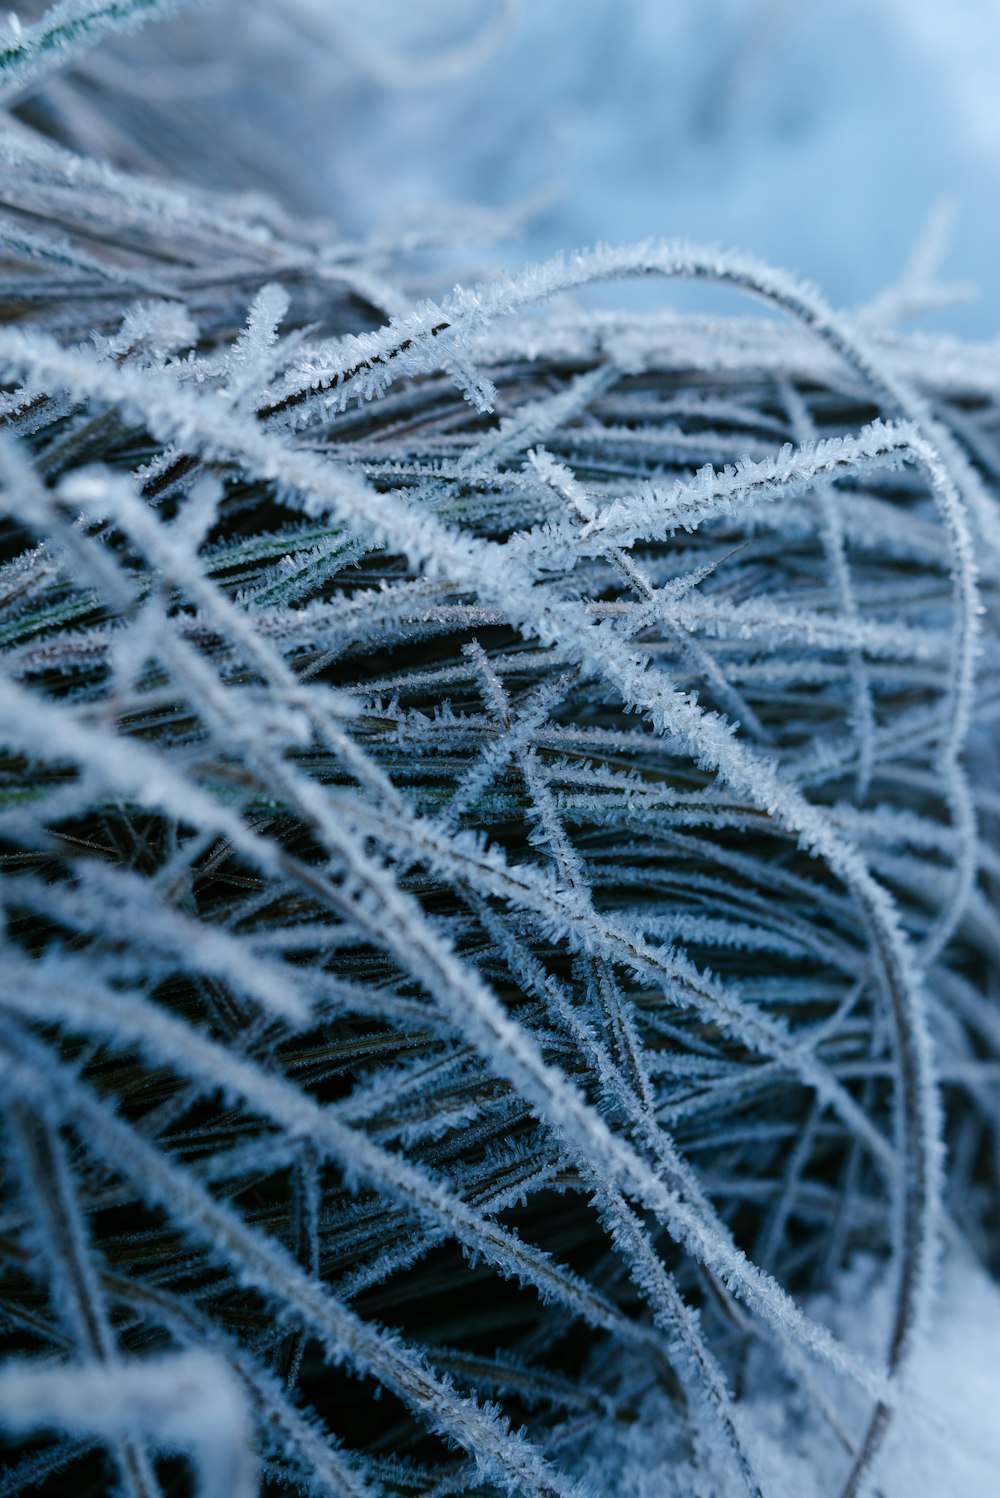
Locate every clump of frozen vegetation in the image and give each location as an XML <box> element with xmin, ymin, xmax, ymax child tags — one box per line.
<box><xmin>0</xmin><ymin>4</ymin><xmax>999</xmax><ymax>1497</ymax></box>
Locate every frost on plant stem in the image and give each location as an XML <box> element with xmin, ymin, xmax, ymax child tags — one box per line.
<box><xmin>1</xmin><ymin>8</ymin><xmax>1000</xmax><ymax>1498</ymax></box>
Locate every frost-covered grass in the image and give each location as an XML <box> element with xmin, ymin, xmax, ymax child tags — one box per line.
<box><xmin>0</xmin><ymin>5</ymin><xmax>999</xmax><ymax>1498</ymax></box>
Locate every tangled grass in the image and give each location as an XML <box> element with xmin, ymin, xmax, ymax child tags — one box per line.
<box><xmin>1</xmin><ymin>6</ymin><xmax>1000</xmax><ymax>1498</ymax></box>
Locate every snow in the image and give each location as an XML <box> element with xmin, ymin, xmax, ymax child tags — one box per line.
<box><xmin>576</xmin><ymin>1248</ymin><xmax>1000</xmax><ymax>1497</ymax></box>
<box><xmin>879</xmin><ymin>1252</ymin><xmax>1000</xmax><ymax>1497</ymax></box>
<box><xmin>156</xmin><ymin>0</ymin><xmax>1000</xmax><ymax>334</ymax></box>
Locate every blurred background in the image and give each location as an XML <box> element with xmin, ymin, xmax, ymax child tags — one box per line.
<box><xmin>20</xmin><ymin>0</ymin><xmax>1000</xmax><ymax>332</ymax></box>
